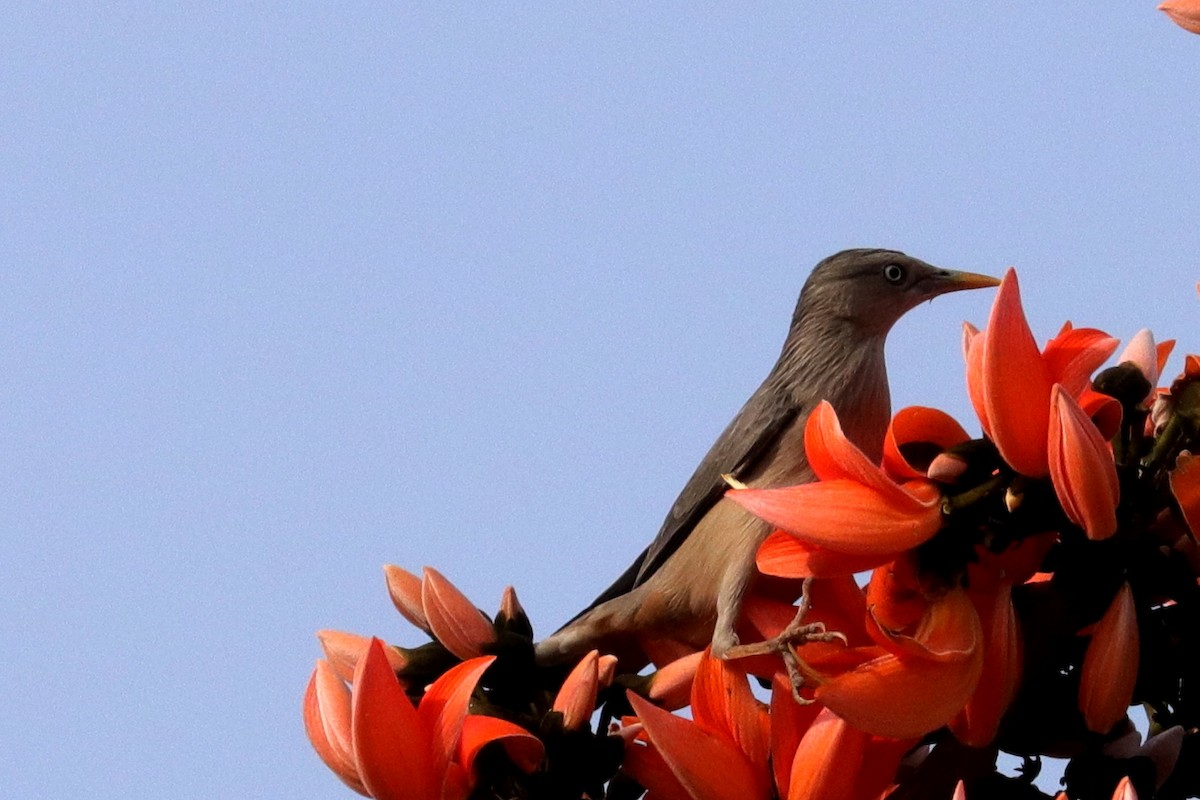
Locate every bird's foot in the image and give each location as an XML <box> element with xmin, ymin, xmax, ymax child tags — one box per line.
<box><xmin>723</xmin><ymin>578</ymin><xmax>847</xmax><ymax>704</ymax></box>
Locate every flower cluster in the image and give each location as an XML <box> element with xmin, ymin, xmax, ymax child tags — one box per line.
<box><xmin>304</xmin><ymin>269</ymin><xmax>1200</xmax><ymax>800</ymax></box>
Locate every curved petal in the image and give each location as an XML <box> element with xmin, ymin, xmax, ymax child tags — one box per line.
<box><xmin>964</xmin><ymin>322</ymin><xmax>990</xmax><ymax>439</ymax></box>
<box><xmin>1157</xmin><ymin>339</ymin><xmax>1176</xmax><ymax>377</ymax></box>
<box><xmin>691</xmin><ymin>650</ymin><xmax>769</xmax><ymax>772</ymax></box>
<box><xmin>729</xmin><ymin>480</ymin><xmax>943</xmax><ymax>556</ymax></box>
<box><xmin>352</xmin><ymin>638</ymin><xmax>438</xmax><ymax>800</ymax></box>
<box><xmin>982</xmin><ymin>269</ymin><xmax>1052</xmax><ymax>477</ymax></box>
<box><xmin>317</xmin><ymin>629</ymin><xmax>407</xmax><ymax>683</ymax></box>
<box><xmin>622</xmin><ymin>738</ymin><xmax>692</xmax><ymax>800</ymax></box>
<box><xmin>864</xmin><ymin>555</ymin><xmax>927</xmax><ymax>634</ymax></box>
<box><xmin>867</xmin><ymin>586</ymin><xmax>980</xmax><ymax>663</ymax></box>
<box><xmin>417</xmin><ymin>655</ymin><xmax>496</xmax><ymax>781</ymax></box>
<box><xmin>1080</xmin><ymin>387</ymin><xmax>1124</xmax><ymax>441</ymax></box>
<box><xmin>882</xmin><ymin>406</ymin><xmax>970</xmax><ymax>481</ymax></box>
<box><xmin>384</xmin><ymin>565</ymin><xmax>430</xmax><ymax>633</ymax></box>
<box><xmin>756</xmin><ymin>530</ymin><xmax>897</xmax><ymax>579</ymax></box>
<box><xmin>769</xmin><ymin>673</ymin><xmax>821</xmax><ymax>796</ymax></box>
<box><xmin>1161</xmin><ymin>0</ymin><xmax>1200</xmax><ymax>34</ymax></box>
<box><xmin>422</xmin><ymin>567</ymin><xmax>497</xmax><ymax>660</ymax></box>
<box><xmin>813</xmin><ymin>645</ymin><xmax>984</xmax><ymax>740</ymax></box>
<box><xmin>304</xmin><ymin>664</ymin><xmax>369</xmax><ymax>796</ymax></box>
<box><xmin>858</xmin><ymin>736</ymin><xmax>918</xmax><ymax>800</ymax></box>
<box><xmin>553</xmin><ymin>650</ymin><xmax>600</xmax><ymax>731</ymax></box>
<box><xmin>804</xmin><ymin>401</ymin><xmax>916</xmax><ymax>506</ymax></box>
<box><xmin>1044</xmin><ymin>326</ymin><xmax>1120</xmax><ymax>397</ymax></box>
<box><xmin>1080</xmin><ymin>583</ymin><xmax>1138</xmax><ymax>734</ymax></box>
<box><xmin>647</xmin><ymin>651</ymin><xmax>704</xmax><ymax>711</ymax></box>
<box><xmin>785</xmin><ymin>708</ymin><xmax>867</xmax><ymax>800</ymax></box>
<box><xmin>457</xmin><ymin>715</ymin><xmax>545</xmax><ymax>775</ymax></box>
<box><xmin>1049</xmin><ymin>385</ymin><xmax>1119</xmax><ymax>540</ymax></box>
<box><xmin>627</xmin><ymin>691</ymin><xmax>771</xmax><ymax>800</ymax></box>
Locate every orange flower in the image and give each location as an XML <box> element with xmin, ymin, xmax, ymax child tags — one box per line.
<box><xmin>781</xmin><ymin>706</ymin><xmax>913</xmax><ymax>800</ymax></box>
<box><xmin>623</xmin><ymin>649</ymin><xmax>771</xmax><ymax>800</ymax></box>
<box><xmin>806</xmin><ymin>586</ymin><xmax>984</xmax><ymax>739</ymax></box>
<box><xmin>303</xmin><ymin>638</ymin><xmax>542</xmax><ymax>800</ymax></box>
<box><xmin>1161</xmin><ymin>0</ymin><xmax>1200</xmax><ymax>33</ymax></box>
<box><xmin>1048</xmin><ymin>385</ymin><xmax>1119</xmax><ymax>540</ymax></box>
<box><xmin>1079</xmin><ymin>583</ymin><xmax>1139</xmax><ymax>734</ymax></box>
<box><xmin>964</xmin><ymin>270</ymin><xmax>1118</xmax><ymax>478</ymax></box>
<box><xmin>728</xmin><ymin>401</ymin><xmax>943</xmax><ymax>562</ymax></box>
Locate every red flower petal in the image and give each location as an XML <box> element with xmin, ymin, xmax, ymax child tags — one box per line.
<box><xmin>769</xmin><ymin>673</ymin><xmax>821</xmax><ymax>796</ymax></box>
<box><xmin>729</xmin><ymin>479</ymin><xmax>942</xmax><ymax>556</ymax></box>
<box><xmin>647</xmin><ymin>651</ymin><xmax>704</xmax><ymax>711</ymax></box>
<box><xmin>964</xmin><ymin>322</ymin><xmax>990</xmax><ymax>440</ymax></box>
<box><xmin>317</xmin><ymin>629</ymin><xmax>407</xmax><ymax>683</ymax></box>
<box><xmin>627</xmin><ymin>691</ymin><xmax>771</xmax><ymax>800</ymax></box>
<box><xmin>303</xmin><ymin>663</ymin><xmax>369</xmax><ymax>796</ymax></box>
<box><xmin>1112</xmin><ymin>775</ymin><xmax>1138</xmax><ymax>800</ymax></box>
<box><xmin>621</xmin><ymin>737</ymin><xmax>692</xmax><ymax>800</ymax></box>
<box><xmin>867</xmin><ymin>586</ymin><xmax>980</xmax><ymax>663</ymax></box>
<box><xmin>691</xmin><ymin>649</ymin><xmax>769</xmax><ymax>772</ymax></box>
<box><xmin>811</xmin><ymin>595</ymin><xmax>983</xmax><ymax>739</ymax></box>
<box><xmin>1161</xmin><ymin>0</ymin><xmax>1200</xmax><ymax>34</ymax></box>
<box><xmin>553</xmin><ymin>650</ymin><xmax>600</xmax><ymax>731</ymax></box>
<box><xmin>417</xmin><ymin>655</ymin><xmax>496</xmax><ymax>782</ymax></box>
<box><xmin>384</xmin><ymin>565</ymin><xmax>430</xmax><ymax>632</ymax></box>
<box><xmin>1048</xmin><ymin>385</ymin><xmax>1119</xmax><ymax>540</ymax></box>
<box><xmin>952</xmin><ymin>586</ymin><xmax>1022</xmax><ymax>747</ymax></box>
<box><xmin>982</xmin><ymin>269</ymin><xmax>1052</xmax><ymax>477</ymax></box>
<box><xmin>1044</xmin><ymin>326</ymin><xmax>1119</xmax><ymax>397</ymax></box>
<box><xmin>1080</xmin><ymin>583</ymin><xmax>1138</xmax><ymax>734</ymax></box>
<box><xmin>882</xmin><ymin>406</ymin><xmax>969</xmax><ymax>481</ymax></box>
<box><xmin>784</xmin><ymin>708</ymin><xmax>868</xmax><ymax>800</ymax></box>
<box><xmin>457</xmin><ymin>715</ymin><xmax>545</xmax><ymax>775</ymax></box>
<box><xmin>351</xmin><ymin>638</ymin><xmax>438</xmax><ymax>800</ymax></box>
<box><xmin>756</xmin><ymin>530</ymin><xmax>897</xmax><ymax>579</ymax></box>
<box><xmin>422</xmin><ymin>567</ymin><xmax>496</xmax><ymax>660</ymax></box>
<box><xmin>804</xmin><ymin>401</ymin><xmax>914</xmax><ymax>505</ymax></box>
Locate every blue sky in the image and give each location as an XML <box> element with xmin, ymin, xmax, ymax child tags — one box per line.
<box><xmin>2</xmin><ymin>5</ymin><xmax>1198</xmax><ymax>797</ymax></box>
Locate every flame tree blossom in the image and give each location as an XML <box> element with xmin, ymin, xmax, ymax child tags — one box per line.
<box><xmin>306</xmin><ymin>260</ymin><xmax>1200</xmax><ymax>798</ymax></box>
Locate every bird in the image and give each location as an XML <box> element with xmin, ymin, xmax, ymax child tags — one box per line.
<box><xmin>535</xmin><ymin>249</ymin><xmax>1000</xmax><ymax>670</ymax></box>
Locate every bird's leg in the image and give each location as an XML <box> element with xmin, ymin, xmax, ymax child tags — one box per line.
<box><xmin>723</xmin><ymin>578</ymin><xmax>848</xmax><ymax>704</ymax></box>
<box><xmin>709</xmin><ymin>536</ymin><xmax>764</xmax><ymax>658</ymax></box>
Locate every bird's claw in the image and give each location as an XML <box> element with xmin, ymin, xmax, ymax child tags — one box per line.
<box><xmin>723</xmin><ymin>578</ymin><xmax>846</xmax><ymax>704</ymax></box>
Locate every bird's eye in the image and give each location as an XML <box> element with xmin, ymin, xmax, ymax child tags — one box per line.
<box><xmin>882</xmin><ymin>264</ymin><xmax>906</xmax><ymax>285</ymax></box>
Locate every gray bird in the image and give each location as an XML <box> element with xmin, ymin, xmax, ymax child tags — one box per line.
<box><xmin>535</xmin><ymin>249</ymin><xmax>1000</xmax><ymax>669</ymax></box>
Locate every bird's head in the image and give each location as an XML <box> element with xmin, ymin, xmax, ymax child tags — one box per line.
<box><xmin>796</xmin><ymin>249</ymin><xmax>1000</xmax><ymax>335</ymax></box>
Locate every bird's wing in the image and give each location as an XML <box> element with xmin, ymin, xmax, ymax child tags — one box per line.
<box><xmin>567</xmin><ymin>382</ymin><xmax>799</xmax><ymax>625</ymax></box>
<box><xmin>633</xmin><ymin>384</ymin><xmax>799</xmax><ymax>586</ymax></box>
